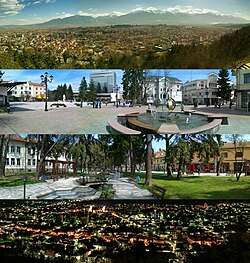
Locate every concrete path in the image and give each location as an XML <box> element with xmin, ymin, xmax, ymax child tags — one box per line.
<box><xmin>0</xmin><ymin>102</ymin><xmax>147</xmax><ymax>134</ymax></box>
<box><xmin>0</xmin><ymin>176</ymin><xmax>154</xmax><ymax>200</ymax></box>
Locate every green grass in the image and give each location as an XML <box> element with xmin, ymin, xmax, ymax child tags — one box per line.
<box><xmin>127</xmin><ymin>172</ymin><xmax>250</xmax><ymax>199</ymax></box>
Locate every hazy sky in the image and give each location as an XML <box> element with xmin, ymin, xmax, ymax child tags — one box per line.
<box><xmin>1</xmin><ymin>0</ymin><xmax>250</xmax><ymax>25</ymax></box>
<box><xmin>2</xmin><ymin>69</ymin><xmax>236</xmax><ymax>91</ymax></box>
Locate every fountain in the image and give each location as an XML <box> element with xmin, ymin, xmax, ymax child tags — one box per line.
<box><xmin>122</xmin><ymin>96</ymin><xmax>223</xmax><ymax>134</ymax></box>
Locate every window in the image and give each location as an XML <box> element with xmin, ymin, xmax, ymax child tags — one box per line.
<box><xmin>11</xmin><ymin>146</ymin><xmax>15</xmax><ymax>153</ymax></box>
<box><xmin>222</xmin><ymin>152</ymin><xmax>228</xmax><ymax>158</ymax></box>
<box><xmin>6</xmin><ymin>158</ymin><xmax>9</xmax><ymax>165</ymax></box>
<box><xmin>28</xmin><ymin>148</ymin><xmax>32</xmax><ymax>155</ymax></box>
<box><xmin>6</xmin><ymin>146</ymin><xmax>9</xmax><ymax>153</ymax></box>
<box><xmin>244</xmin><ymin>73</ymin><xmax>250</xmax><ymax>84</ymax></box>
<box><xmin>28</xmin><ymin>159</ymin><xmax>31</xmax><ymax>166</ymax></box>
<box><xmin>11</xmin><ymin>158</ymin><xmax>15</xmax><ymax>165</ymax></box>
<box><xmin>236</xmin><ymin>152</ymin><xmax>243</xmax><ymax>158</ymax></box>
<box><xmin>16</xmin><ymin>146</ymin><xmax>21</xmax><ymax>154</ymax></box>
<box><xmin>32</xmin><ymin>159</ymin><xmax>36</xmax><ymax>166</ymax></box>
<box><xmin>17</xmin><ymin>159</ymin><xmax>21</xmax><ymax>166</ymax></box>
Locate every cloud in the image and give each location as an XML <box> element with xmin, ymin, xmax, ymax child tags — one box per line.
<box><xmin>3</xmin><ymin>10</ymin><xmax>20</xmax><ymax>16</ymax></box>
<box><xmin>32</xmin><ymin>0</ymin><xmax>56</xmax><ymax>5</ymax></box>
<box><xmin>0</xmin><ymin>0</ymin><xmax>25</xmax><ymax>11</ymax></box>
<box><xmin>166</xmin><ymin>5</ymin><xmax>221</xmax><ymax>16</ymax></box>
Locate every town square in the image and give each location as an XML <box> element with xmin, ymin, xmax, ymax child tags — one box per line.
<box><xmin>1</xmin><ymin>69</ymin><xmax>250</xmax><ymax>134</ymax></box>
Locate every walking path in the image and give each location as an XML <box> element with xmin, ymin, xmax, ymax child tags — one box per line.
<box><xmin>0</xmin><ymin>176</ymin><xmax>154</xmax><ymax>200</ymax></box>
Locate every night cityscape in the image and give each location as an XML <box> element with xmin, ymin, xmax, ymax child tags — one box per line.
<box><xmin>0</xmin><ymin>200</ymin><xmax>249</xmax><ymax>263</ymax></box>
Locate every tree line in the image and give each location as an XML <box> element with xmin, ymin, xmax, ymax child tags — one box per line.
<box><xmin>0</xmin><ymin>134</ymin><xmax>247</xmax><ymax>184</ymax></box>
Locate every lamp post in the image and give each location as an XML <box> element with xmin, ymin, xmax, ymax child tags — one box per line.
<box><xmin>116</xmin><ymin>85</ymin><xmax>119</xmax><ymax>108</ymax></box>
<box><xmin>0</xmin><ymin>70</ymin><xmax>4</xmax><ymax>82</ymax></box>
<box><xmin>205</xmin><ymin>86</ymin><xmax>209</xmax><ymax>107</ymax></box>
<box><xmin>23</xmin><ymin>176</ymin><xmax>27</xmax><ymax>199</ymax></box>
<box><xmin>40</xmin><ymin>72</ymin><xmax>53</xmax><ymax>111</ymax></box>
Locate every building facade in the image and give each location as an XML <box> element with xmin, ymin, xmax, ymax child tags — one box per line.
<box><xmin>0</xmin><ymin>81</ymin><xmax>26</xmax><ymax>107</ymax></box>
<box><xmin>5</xmin><ymin>136</ymin><xmax>69</xmax><ymax>174</ymax></box>
<box><xmin>234</xmin><ymin>70</ymin><xmax>250</xmax><ymax>111</ymax></box>
<box><xmin>10</xmin><ymin>81</ymin><xmax>46</xmax><ymax>101</ymax></box>
<box><xmin>182</xmin><ymin>72</ymin><xmax>219</xmax><ymax>105</ymax></box>
<box><xmin>146</xmin><ymin>76</ymin><xmax>183</xmax><ymax>104</ymax></box>
<box><xmin>90</xmin><ymin>71</ymin><xmax>116</xmax><ymax>94</ymax></box>
<box><xmin>153</xmin><ymin>141</ymin><xmax>250</xmax><ymax>174</ymax></box>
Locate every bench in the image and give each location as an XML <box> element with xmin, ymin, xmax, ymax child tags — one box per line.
<box><xmin>108</xmin><ymin>120</ymin><xmax>141</xmax><ymax>135</ymax></box>
<box><xmin>152</xmin><ymin>184</ymin><xmax>166</xmax><ymax>199</ymax></box>
<box><xmin>50</xmin><ymin>103</ymin><xmax>67</xmax><ymax>108</ymax></box>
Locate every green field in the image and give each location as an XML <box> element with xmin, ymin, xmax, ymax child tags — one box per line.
<box><xmin>133</xmin><ymin>173</ymin><xmax>250</xmax><ymax>199</ymax></box>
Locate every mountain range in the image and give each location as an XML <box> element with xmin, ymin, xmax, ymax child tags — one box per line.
<box><xmin>3</xmin><ymin>10</ymin><xmax>250</xmax><ymax>28</ymax></box>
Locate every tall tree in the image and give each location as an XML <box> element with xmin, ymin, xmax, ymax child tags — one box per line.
<box><xmin>122</xmin><ymin>70</ymin><xmax>145</xmax><ymax>105</ymax></box>
<box><xmin>217</xmin><ymin>69</ymin><xmax>231</xmax><ymax>102</ymax></box>
<box><xmin>96</xmin><ymin>82</ymin><xmax>102</xmax><ymax>93</ymax></box>
<box><xmin>198</xmin><ymin>135</ymin><xmax>224</xmax><ymax>176</ymax></box>
<box><xmin>87</xmin><ymin>79</ymin><xmax>97</xmax><ymax>102</ymax></box>
<box><xmin>66</xmin><ymin>84</ymin><xmax>73</xmax><ymax>100</ymax></box>
<box><xmin>79</xmin><ymin>76</ymin><xmax>88</xmax><ymax>101</ymax></box>
<box><xmin>226</xmin><ymin>134</ymin><xmax>246</xmax><ymax>181</ymax></box>
<box><xmin>145</xmin><ymin>134</ymin><xmax>153</xmax><ymax>186</ymax></box>
<box><xmin>0</xmin><ymin>135</ymin><xmax>10</xmax><ymax>177</ymax></box>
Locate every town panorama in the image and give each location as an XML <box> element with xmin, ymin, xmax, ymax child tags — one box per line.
<box><xmin>0</xmin><ymin>24</ymin><xmax>247</xmax><ymax>69</ymax></box>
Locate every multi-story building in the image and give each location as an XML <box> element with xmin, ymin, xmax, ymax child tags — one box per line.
<box><xmin>182</xmin><ymin>72</ymin><xmax>220</xmax><ymax>105</ymax></box>
<box><xmin>10</xmin><ymin>81</ymin><xmax>46</xmax><ymax>101</ymax></box>
<box><xmin>233</xmin><ymin>70</ymin><xmax>250</xmax><ymax>111</ymax></box>
<box><xmin>90</xmin><ymin>71</ymin><xmax>119</xmax><ymax>101</ymax></box>
<box><xmin>145</xmin><ymin>76</ymin><xmax>183</xmax><ymax>104</ymax></box>
<box><xmin>5</xmin><ymin>135</ymin><xmax>69</xmax><ymax>174</ymax></box>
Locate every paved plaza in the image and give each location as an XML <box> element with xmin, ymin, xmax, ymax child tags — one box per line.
<box><xmin>0</xmin><ymin>102</ymin><xmax>146</xmax><ymax>134</ymax></box>
<box><xmin>0</xmin><ymin>176</ymin><xmax>154</xmax><ymax>200</ymax></box>
<box><xmin>1</xmin><ymin>101</ymin><xmax>250</xmax><ymax>134</ymax></box>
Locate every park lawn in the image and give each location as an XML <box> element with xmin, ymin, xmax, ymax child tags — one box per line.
<box><xmin>135</xmin><ymin>173</ymin><xmax>250</xmax><ymax>199</ymax></box>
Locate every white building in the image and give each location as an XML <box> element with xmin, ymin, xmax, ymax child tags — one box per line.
<box><xmin>5</xmin><ymin>135</ymin><xmax>69</xmax><ymax>173</ymax></box>
<box><xmin>0</xmin><ymin>81</ymin><xmax>26</xmax><ymax>107</ymax></box>
<box><xmin>11</xmin><ymin>81</ymin><xmax>46</xmax><ymax>101</ymax></box>
<box><xmin>145</xmin><ymin>76</ymin><xmax>183</xmax><ymax>104</ymax></box>
<box><xmin>182</xmin><ymin>72</ymin><xmax>220</xmax><ymax>105</ymax></box>
<box><xmin>234</xmin><ymin>70</ymin><xmax>250</xmax><ymax>111</ymax></box>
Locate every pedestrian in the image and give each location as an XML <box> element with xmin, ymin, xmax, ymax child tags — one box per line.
<box><xmin>99</xmin><ymin>100</ymin><xmax>102</xmax><ymax>108</ymax></box>
<box><xmin>6</xmin><ymin>103</ymin><xmax>10</xmax><ymax>113</ymax></box>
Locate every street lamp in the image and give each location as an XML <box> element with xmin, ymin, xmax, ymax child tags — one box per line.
<box><xmin>116</xmin><ymin>85</ymin><xmax>119</xmax><ymax>108</ymax></box>
<box><xmin>23</xmin><ymin>176</ymin><xmax>27</xmax><ymax>199</ymax></box>
<box><xmin>0</xmin><ymin>70</ymin><xmax>4</xmax><ymax>82</ymax></box>
<box><xmin>205</xmin><ymin>86</ymin><xmax>209</xmax><ymax>107</ymax></box>
<box><xmin>40</xmin><ymin>72</ymin><xmax>53</xmax><ymax>111</ymax></box>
